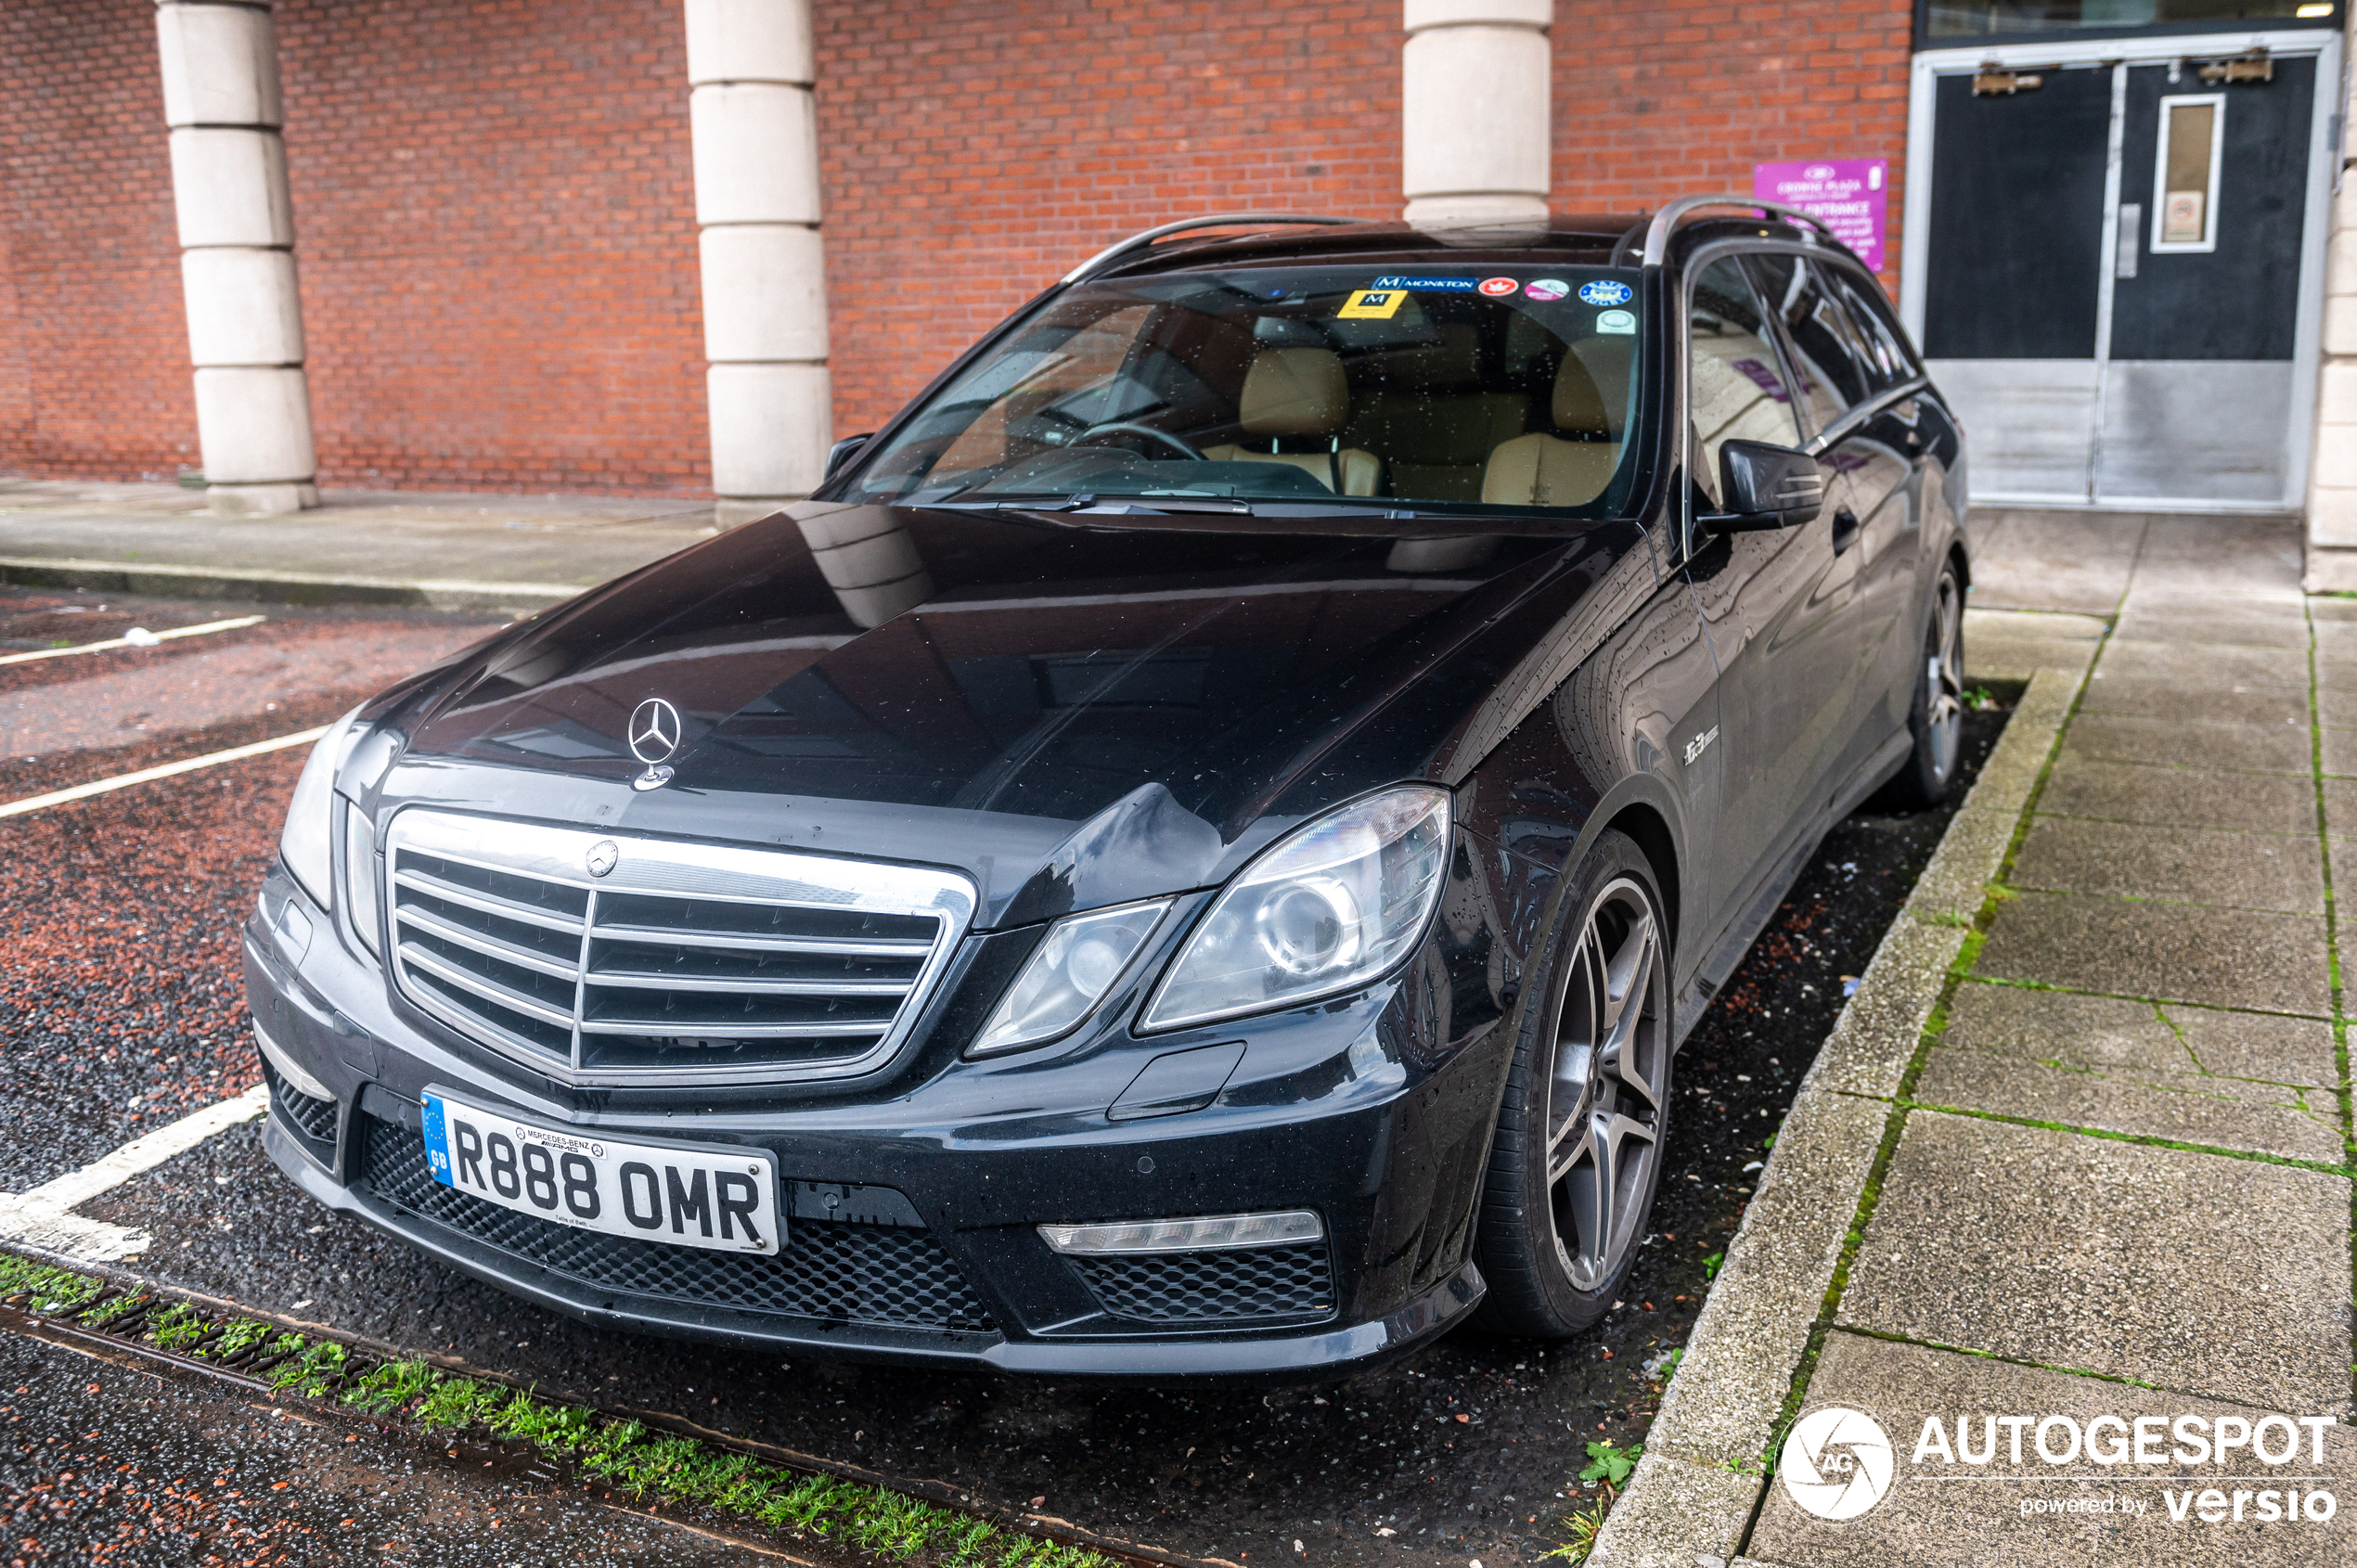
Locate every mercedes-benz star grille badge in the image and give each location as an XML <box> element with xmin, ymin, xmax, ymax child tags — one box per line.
<box><xmin>626</xmin><ymin>697</ymin><xmax>681</xmax><ymax>791</ymax></box>
<box><xmin>586</xmin><ymin>840</ymin><xmax>619</xmax><ymax>878</ymax></box>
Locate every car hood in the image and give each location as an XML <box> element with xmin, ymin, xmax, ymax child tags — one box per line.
<box><xmin>373</xmin><ymin>502</ymin><xmax>1631</xmax><ymax>925</ymax></box>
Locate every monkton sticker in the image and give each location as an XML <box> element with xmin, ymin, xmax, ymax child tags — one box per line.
<box><xmin>1370</xmin><ymin>276</ymin><xmax>1480</xmax><ymax>291</ymax></box>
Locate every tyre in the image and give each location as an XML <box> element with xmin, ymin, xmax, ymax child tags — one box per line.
<box><xmin>1472</xmin><ymin>828</ymin><xmax>1672</xmax><ymax>1336</ymax></box>
<box><xmin>1882</xmin><ymin>558</ymin><xmax>1965</xmax><ymax>809</ymax></box>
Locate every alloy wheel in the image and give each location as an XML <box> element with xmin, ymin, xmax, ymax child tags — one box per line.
<box><xmin>1544</xmin><ymin>876</ymin><xmax>1669</xmax><ymax>1292</ymax></box>
<box><xmin>1925</xmin><ymin>572</ymin><xmax>1964</xmax><ymax>782</ymax></box>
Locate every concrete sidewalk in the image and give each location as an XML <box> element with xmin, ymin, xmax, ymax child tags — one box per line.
<box><xmin>1747</xmin><ymin>510</ymin><xmax>2356</xmax><ymax>1564</ymax></box>
<box><xmin>0</xmin><ymin>477</ymin><xmax>716</xmax><ymax>611</ymax></box>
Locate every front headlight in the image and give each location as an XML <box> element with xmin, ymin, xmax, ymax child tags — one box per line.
<box><xmin>278</xmin><ymin>706</ymin><xmax>367</xmax><ymax>911</ymax></box>
<box><xmin>970</xmin><ymin>900</ymin><xmax>1169</xmax><ymax>1056</ymax></box>
<box><xmin>1140</xmin><ymin>785</ymin><xmax>1451</xmax><ymax>1032</ymax></box>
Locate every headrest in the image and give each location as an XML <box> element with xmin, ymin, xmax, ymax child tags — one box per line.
<box><xmin>1566</xmin><ymin>336</ymin><xmax>1634</xmax><ymax>438</ymax></box>
<box><xmin>1376</xmin><ymin>324</ymin><xmax>1480</xmax><ymax>388</ymax></box>
<box><xmin>1552</xmin><ymin>352</ymin><xmax>1609</xmax><ymax>436</ymax></box>
<box><xmin>1239</xmin><ymin>347</ymin><xmax>1348</xmax><ymax>437</ymax></box>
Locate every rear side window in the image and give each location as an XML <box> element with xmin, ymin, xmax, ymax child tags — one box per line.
<box><xmin>1743</xmin><ymin>254</ymin><xmax>1880</xmax><ymax>434</ymax></box>
<box><xmin>1831</xmin><ymin>272</ymin><xmax>1920</xmax><ymax>392</ymax></box>
<box><xmin>1686</xmin><ymin>257</ymin><xmax>1802</xmax><ymax>508</ymax></box>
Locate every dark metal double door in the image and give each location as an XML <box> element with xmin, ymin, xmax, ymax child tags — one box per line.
<box><xmin>1915</xmin><ymin>45</ymin><xmax>2321</xmax><ymax>507</ymax></box>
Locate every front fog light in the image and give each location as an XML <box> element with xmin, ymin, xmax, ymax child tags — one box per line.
<box><xmin>1038</xmin><ymin>1210</ymin><xmax>1324</xmax><ymax>1255</ymax></box>
<box><xmin>969</xmin><ymin>900</ymin><xmax>1169</xmax><ymax>1056</ymax></box>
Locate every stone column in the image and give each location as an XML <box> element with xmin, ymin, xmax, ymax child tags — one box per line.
<box><xmin>156</xmin><ymin>1</ymin><xmax>317</xmax><ymax>516</ymax></box>
<box><xmin>1400</xmin><ymin>0</ymin><xmax>1553</xmax><ymax>231</ymax></box>
<box><xmin>2304</xmin><ymin>29</ymin><xmax>2357</xmax><ymax>589</ymax></box>
<box><xmin>685</xmin><ymin>0</ymin><xmax>833</xmax><ymax>528</ymax></box>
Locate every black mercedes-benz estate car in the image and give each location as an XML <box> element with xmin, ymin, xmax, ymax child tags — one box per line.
<box><xmin>247</xmin><ymin>197</ymin><xmax>1967</xmax><ymax>1380</ymax></box>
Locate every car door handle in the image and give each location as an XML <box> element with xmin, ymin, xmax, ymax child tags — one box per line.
<box><xmin>1831</xmin><ymin>508</ymin><xmax>1862</xmax><ymax>556</ymax></box>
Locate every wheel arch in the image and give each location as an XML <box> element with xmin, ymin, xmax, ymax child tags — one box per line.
<box><xmin>1601</xmin><ymin>799</ymin><xmax>1680</xmax><ymax>968</ymax></box>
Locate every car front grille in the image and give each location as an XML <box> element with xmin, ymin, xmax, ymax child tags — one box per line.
<box><xmin>1071</xmin><ymin>1245</ymin><xmax>1335</xmax><ymax>1324</ymax></box>
<box><xmin>380</xmin><ymin>809</ymin><xmax>974</xmax><ymax>1086</ymax></box>
<box><xmin>354</xmin><ymin>1114</ymin><xmax>995</xmax><ymax>1333</ymax></box>
<box><xmin>260</xmin><ymin>1054</ymin><xmax>339</xmax><ymax>1149</ymax></box>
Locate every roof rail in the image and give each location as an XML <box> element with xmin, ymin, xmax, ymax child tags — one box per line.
<box><xmin>1062</xmin><ymin>212</ymin><xmax>1359</xmax><ymax>284</ymax></box>
<box><xmin>1609</xmin><ymin>195</ymin><xmax>1845</xmax><ymax>268</ymax></box>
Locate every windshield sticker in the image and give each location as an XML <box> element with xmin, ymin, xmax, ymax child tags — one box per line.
<box><xmin>1578</xmin><ymin>280</ymin><xmax>1635</xmax><ymax>306</ymax></box>
<box><xmin>1595</xmin><ymin>308</ymin><xmax>1637</xmax><ymax>335</ymax></box>
<box><xmin>1337</xmin><ymin>288</ymin><xmax>1409</xmax><ymax>320</ymax></box>
<box><xmin>1478</xmin><ymin>276</ymin><xmax>1519</xmax><ymax>297</ymax></box>
<box><xmin>1370</xmin><ymin>276</ymin><xmax>1480</xmax><ymax>291</ymax></box>
<box><xmin>1524</xmin><ymin>278</ymin><xmax>1570</xmax><ymax>302</ymax></box>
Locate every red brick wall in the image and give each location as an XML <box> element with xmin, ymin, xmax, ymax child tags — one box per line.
<box><xmin>1551</xmin><ymin>0</ymin><xmax>1915</xmax><ymax>294</ymax></box>
<box><xmin>0</xmin><ymin>0</ymin><xmax>197</xmax><ymax>482</ymax></box>
<box><xmin>0</xmin><ymin>0</ymin><xmax>1919</xmax><ymax>492</ymax></box>
<box><xmin>276</xmin><ymin>0</ymin><xmax>708</xmax><ymax>495</ymax></box>
<box><xmin>814</xmin><ymin>0</ymin><xmax>1406</xmax><ymax>439</ymax></box>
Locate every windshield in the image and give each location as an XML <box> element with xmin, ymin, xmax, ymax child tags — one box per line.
<box><xmin>844</xmin><ymin>264</ymin><xmax>1646</xmax><ymax>514</ymax></box>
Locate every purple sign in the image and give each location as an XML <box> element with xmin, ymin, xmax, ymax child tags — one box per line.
<box><xmin>1752</xmin><ymin>158</ymin><xmax>1888</xmax><ymax>274</ymax></box>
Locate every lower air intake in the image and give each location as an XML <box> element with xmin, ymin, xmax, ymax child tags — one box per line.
<box><xmin>354</xmin><ymin>1115</ymin><xmax>993</xmax><ymax>1332</ymax></box>
<box><xmin>261</xmin><ymin>1055</ymin><xmax>339</xmax><ymax>1148</ymax></box>
<box><xmin>1073</xmin><ymin>1244</ymin><xmax>1335</xmax><ymax>1324</ymax></box>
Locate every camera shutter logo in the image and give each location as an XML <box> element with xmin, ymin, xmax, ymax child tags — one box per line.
<box><xmin>627</xmin><ymin>698</ymin><xmax>682</xmax><ymax>764</ymax></box>
<box><xmin>1780</xmin><ymin>1407</ymin><xmax>1896</xmax><ymax>1521</ymax></box>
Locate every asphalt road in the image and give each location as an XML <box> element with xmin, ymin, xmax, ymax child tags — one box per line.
<box><xmin>0</xmin><ymin>582</ymin><xmax>2005</xmax><ymax>1565</ymax></box>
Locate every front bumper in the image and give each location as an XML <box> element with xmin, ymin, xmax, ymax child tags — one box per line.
<box><xmin>244</xmin><ymin>856</ymin><xmax>1513</xmax><ymax>1382</ymax></box>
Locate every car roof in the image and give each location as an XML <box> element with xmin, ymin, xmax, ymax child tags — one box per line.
<box><xmin>1089</xmin><ymin>212</ymin><xmax>1847</xmax><ymax>282</ymax></box>
<box><xmin>1093</xmin><ymin>216</ymin><xmax>1646</xmax><ymax>279</ymax></box>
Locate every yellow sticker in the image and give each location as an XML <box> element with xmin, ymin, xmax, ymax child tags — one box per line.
<box><xmin>1337</xmin><ymin>289</ymin><xmax>1406</xmax><ymax>320</ymax></box>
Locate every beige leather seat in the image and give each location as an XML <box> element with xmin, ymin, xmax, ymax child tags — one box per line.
<box><xmin>1480</xmin><ymin>345</ymin><xmax>1626</xmax><ymax>508</ymax></box>
<box><xmin>1345</xmin><ymin>326</ymin><xmax>1525</xmax><ymax>502</ymax></box>
<box><xmin>1203</xmin><ymin>346</ymin><xmax>1382</xmax><ymax>495</ymax></box>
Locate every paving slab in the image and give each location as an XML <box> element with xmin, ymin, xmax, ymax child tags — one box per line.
<box><xmin>2316</xmin><ymin>775</ymin><xmax>2357</xmax><ymax>833</ymax></box>
<box><xmin>2077</xmin><ymin>674</ymin><xmax>2309</xmax><ymax>727</ymax></box>
<box><xmin>2035</xmin><ymin>756</ymin><xmax>2318</xmax><ymax>835</ymax></box>
<box><xmin>1962</xmin><ymin>608</ymin><xmax>2106</xmax><ymax>682</ymax></box>
<box><xmin>2322</xmin><ymin>726</ymin><xmax>2357</xmax><ymax>778</ymax></box>
<box><xmin>1749</xmin><ymin>1331</ymin><xmax>2357</xmax><ymax>1567</ymax></box>
<box><xmin>2313</xmin><ymin>683</ymin><xmax>2357</xmax><ymax>729</ymax></box>
<box><xmin>2062</xmin><ymin>713</ymin><xmax>2313</xmax><ymax>776</ymax></box>
<box><xmin>2163</xmin><ymin>1004</ymin><xmax>2342</xmax><ymax>1088</ymax></box>
<box><xmin>1911</xmin><ymin>1047</ymin><xmax>2343</xmax><ymax>1163</ymax></box>
<box><xmin>1943</xmin><ymin>983</ymin><xmax>2195</xmax><ymax>1073</ymax></box>
<box><xmin>2112</xmin><ymin>611</ymin><xmax>2312</xmax><ymax>650</ymax></box>
<box><xmin>2009</xmin><ymin>816</ymin><xmax>2324</xmax><ymax>914</ymax></box>
<box><xmin>1837</xmin><ymin>1112</ymin><xmax>2353</xmax><ymax>1409</ymax></box>
<box><xmin>1965</xmin><ymin>509</ymin><xmax>2143</xmax><ymax>615</ymax></box>
<box><xmin>2096</xmin><ymin>640</ymin><xmax>2311</xmax><ymax>691</ymax></box>
<box><xmin>1975</xmin><ymin>891</ymin><xmax>2331</xmax><ymax>1014</ymax></box>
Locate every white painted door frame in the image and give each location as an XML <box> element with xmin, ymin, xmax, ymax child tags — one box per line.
<box><xmin>1900</xmin><ymin>27</ymin><xmax>2344</xmax><ymax>514</ymax></box>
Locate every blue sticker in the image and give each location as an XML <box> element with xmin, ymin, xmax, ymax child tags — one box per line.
<box><xmin>1578</xmin><ymin>280</ymin><xmax>1634</xmax><ymax>306</ymax></box>
<box><xmin>1371</xmin><ymin>276</ymin><xmax>1481</xmax><ymax>291</ymax></box>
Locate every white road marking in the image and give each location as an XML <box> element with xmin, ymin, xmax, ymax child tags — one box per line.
<box><xmin>0</xmin><ymin>724</ymin><xmax>327</xmax><ymax>819</ymax></box>
<box><xmin>0</xmin><ymin>614</ymin><xmax>267</xmax><ymax>667</ymax></box>
<box><xmin>0</xmin><ymin>1085</ymin><xmax>269</xmax><ymax>1263</ymax></box>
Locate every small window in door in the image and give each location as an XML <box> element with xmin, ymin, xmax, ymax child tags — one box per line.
<box><xmin>2152</xmin><ymin>94</ymin><xmax>2224</xmax><ymax>253</ymax></box>
<box><xmin>1687</xmin><ymin>258</ymin><xmax>1803</xmax><ymax>508</ymax></box>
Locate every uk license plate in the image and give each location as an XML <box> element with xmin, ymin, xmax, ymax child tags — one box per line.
<box><xmin>420</xmin><ymin>1091</ymin><xmax>781</xmax><ymax>1256</ymax></box>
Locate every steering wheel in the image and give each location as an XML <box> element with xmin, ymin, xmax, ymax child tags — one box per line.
<box><xmin>1070</xmin><ymin>421</ymin><xmax>1204</xmax><ymax>461</ymax></box>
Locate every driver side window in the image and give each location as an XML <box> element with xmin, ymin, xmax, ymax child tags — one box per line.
<box><xmin>1686</xmin><ymin>257</ymin><xmax>1802</xmax><ymax>509</ymax></box>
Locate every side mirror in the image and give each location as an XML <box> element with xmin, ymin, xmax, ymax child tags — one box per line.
<box><xmin>824</xmin><ymin>432</ymin><xmax>873</xmax><ymax>481</ymax></box>
<box><xmin>1704</xmin><ymin>440</ymin><xmax>1824</xmax><ymax>532</ymax></box>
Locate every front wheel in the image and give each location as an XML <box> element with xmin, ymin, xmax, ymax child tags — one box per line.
<box><xmin>1472</xmin><ymin>829</ymin><xmax>1672</xmax><ymax>1337</ymax></box>
<box><xmin>1883</xmin><ymin>559</ymin><xmax>1964</xmax><ymax>808</ymax></box>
